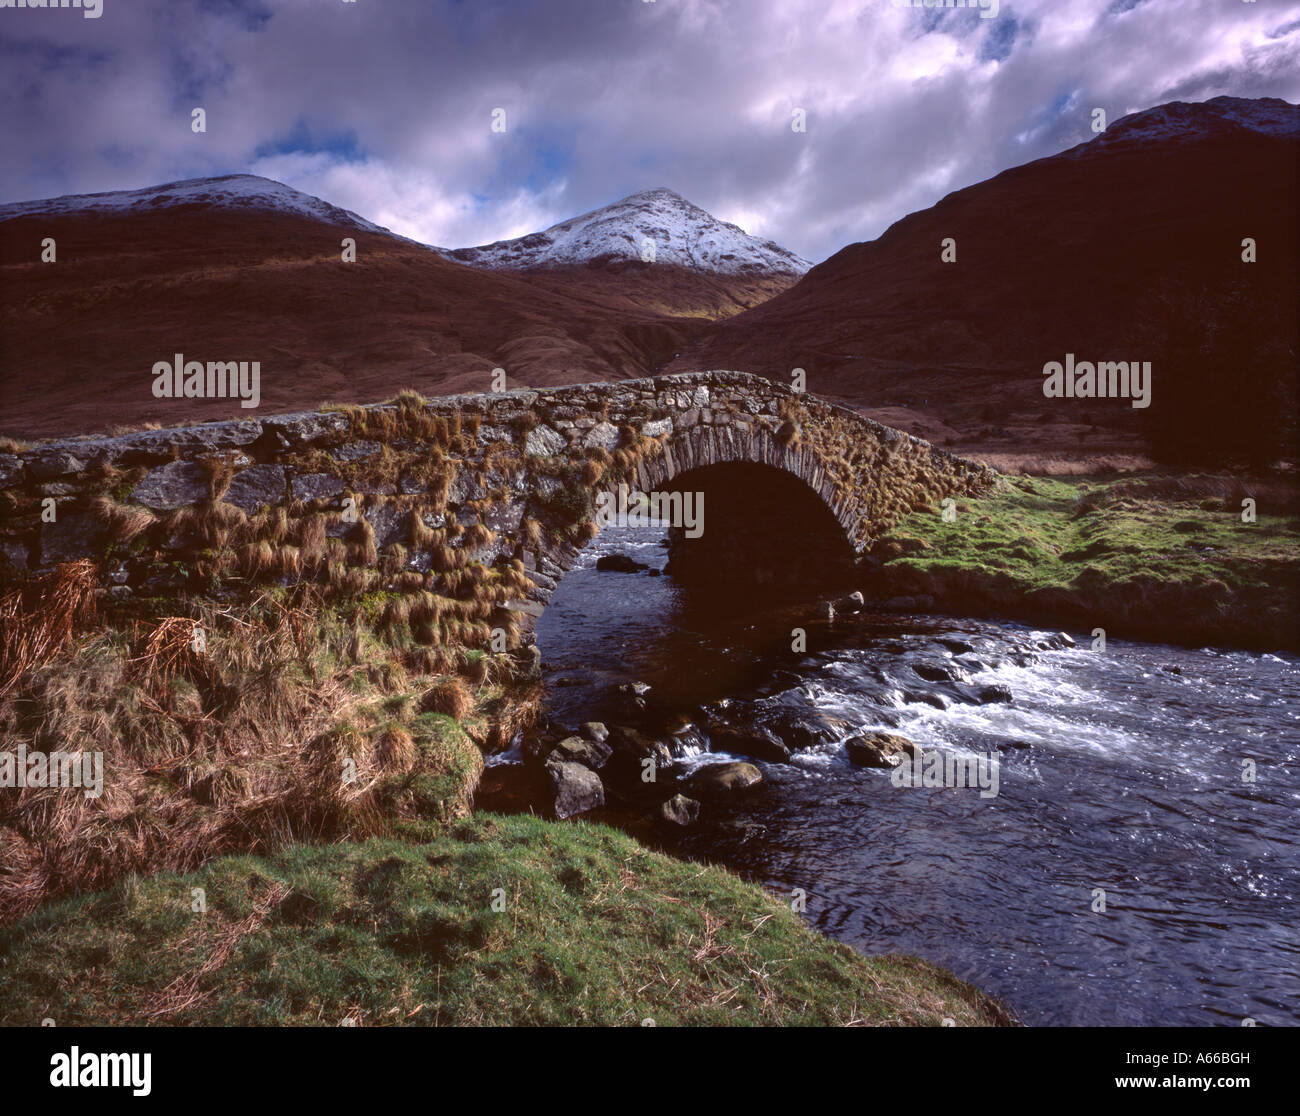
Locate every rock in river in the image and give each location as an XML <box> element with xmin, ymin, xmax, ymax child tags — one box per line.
<box><xmin>546</xmin><ymin>759</ymin><xmax>605</xmax><ymax>819</ymax></box>
<box><xmin>596</xmin><ymin>553</ymin><xmax>647</xmax><ymax>573</ymax></box>
<box><xmin>658</xmin><ymin>794</ymin><xmax>701</xmax><ymax>828</ymax></box>
<box><xmin>548</xmin><ymin>734</ymin><xmax>612</xmax><ymax>770</ymax></box>
<box><xmin>845</xmin><ymin>732</ymin><xmax>918</xmax><ymax>769</ymax></box>
<box><xmin>686</xmin><ymin>761</ymin><xmax>763</xmax><ymax>798</ymax></box>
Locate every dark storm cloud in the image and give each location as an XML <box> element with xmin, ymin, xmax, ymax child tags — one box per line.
<box><xmin>0</xmin><ymin>0</ymin><xmax>1295</xmax><ymax>262</ymax></box>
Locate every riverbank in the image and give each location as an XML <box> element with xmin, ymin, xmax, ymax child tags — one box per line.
<box><xmin>0</xmin><ymin>568</ymin><xmax>1011</xmax><ymax>1026</ymax></box>
<box><xmin>864</xmin><ymin>472</ymin><xmax>1299</xmax><ymax>651</ymax></box>
<box><xmin>0</xmin><ymin>812</ymin><xmax>1012</xmax><ymax>1026</ymax></box>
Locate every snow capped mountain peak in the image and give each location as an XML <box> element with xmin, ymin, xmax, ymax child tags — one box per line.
<box><xmin>0</xmin><ymin>173</ymin><xmax>394</xmax><ymax>233</ymax></box>
<box><xmin>443</xmin><ymin>189</ymin><xmax>811</xmax><ymax>277</ymax></box>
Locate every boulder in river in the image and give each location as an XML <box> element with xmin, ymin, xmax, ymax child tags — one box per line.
<box><xmin>546</xmin><ymin>759</ymin><xmax>605</xmax><ymax>819</ymax></box>
<box><xmin>607</xmin><ymin>725</ymin><xmax>675</xmax><ymax>777</ymax></box>
<box><xmin>596</xmin><ymin>553</ymin><xmax>647</xmax><ymax>573</ymax></box>
<box><xmin>580</xmin><ymin>722</ymin><xmax>610</xmax><ymax>744</ymax></box>
<box><xmin>658</xmin><ymin>793</ymin><xmax>701</xmax><ymax>828</ymax></box>
<box><xmin>977</xmin><ymin>684</ymin><xmax>1013</xmax><ymax>704</ymax></box>
<box><xmin>700</xmin><ymin>704</ymin><xmax>791</xmax><ymax>763</ymax></box>
<box><xmin>616</xmin><ymin>681</ymin><xmax>652</xmax><ymax>715</ymax></box>
<box><xmin>836</xmin><ymin>590</ymin><xmax>866</xmax><ymax>613</ymax></box>
<box><xmin>845</xmin><ymin>732</ymin><xmax>918</xmax><ymax>769</ymax></box>
<box><xmin>937</xmin><ymin>637</ymin><xmax>977</xmax><ymax>654</ymax></box>
<box><xmin>913</xmin><ymin>662</ymin><xmax>958</xmax><ymax>683</ymax></box>
<box><xmin>686</xmin><ymin>761</ymin><xmax>763</xmax><ymax>798</ymax></box>
<box><xmin>548</xmin><ymin>734</ymin><xmax>613</xmax><ymax>770</ymax></box>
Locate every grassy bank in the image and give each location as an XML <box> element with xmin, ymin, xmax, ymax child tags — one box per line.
<box><xmin>0</xmin><ymin>812</ymin><xmax>1012</xmax><ymax>1027</ymax></box>
<box><xmin>868</xmin><ymin>473</ymin><xmax>1299</xmax><ymax>650</ymax></box>
<box><xmin>0</xmin><ymin>572</ymin><xmax>536</xmax><ymax>926</ymax></box>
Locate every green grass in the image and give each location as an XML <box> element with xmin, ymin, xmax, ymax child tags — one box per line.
<box><xmin>0</xmin><ymin>813</ymin><xmax>1011</xmax><ymax>1028</ymax></box>
<box><xmin>872</xmin><ymin>473</ymin><xmax>1299</xmax><ymax>649</ymax></box>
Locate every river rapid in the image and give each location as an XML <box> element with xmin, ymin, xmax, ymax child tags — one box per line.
<box><xmin>532</xmin><ymin>523</ymin><xmax>1300</xmax><ymax>1027</ymax></box>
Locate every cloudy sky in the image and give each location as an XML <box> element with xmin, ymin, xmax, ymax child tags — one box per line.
<box><xmin>2</xmin><ymin>0</ymin><xmax>1297</xmax><ymax>262</ymax></box>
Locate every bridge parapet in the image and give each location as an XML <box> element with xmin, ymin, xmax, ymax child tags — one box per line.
<box><xmin>0</xmin><ymin>371</ymin><xmax>995</xmax><ymax>644</ymax></box>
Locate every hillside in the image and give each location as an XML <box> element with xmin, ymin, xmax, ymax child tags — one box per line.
<box><xmin>0</xmin><ymin>178</ymin><xmax>802</xmax><ymax>438</ymax></box>
<box><xmin>668</xmin><ymin>96</ymin><xmax>1300</xmax><ymax>463</ymax></box>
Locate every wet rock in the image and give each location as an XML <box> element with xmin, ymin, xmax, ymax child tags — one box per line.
<box><xmin>836</xmin><ymin>590</ymin><xmax>865</xmax><ymax>613</ymax></box>
<box><xmin>607</xmin><ymin>725</ymin><xmax>674</xmax><ymax>777</ymax></box>
<box><xmin>596</xmin><ymin>553</ymin><xmax>647</xmax><ymax>573</ymax></box>
<box><xmin>580</xmin><ymin>722</ymin><xmax>609</xmax><ymax>744</ymax></box>
<box><xmin>546</xmin><ymin>759</ymin><xmax>605</xmax><ymax>819</ymax></box>
<box><xmin>548</xmin><ymin>734</ymin><xmax>612</xmax><ymax>771</ymax></box>
<box><xmin>746</xmin><ymin>696</ymin><xmax>849</xmax><ymax>752</ymax></box>
<box><xmin>938</xmin><ymin>637</ymin><xmax>977</xmax><ymax>654</ymax></box>
<box><xmin>685</xmin><ymin>761</ymin><xmax>762</xmax><ymax>798</ymax></box>
<box><xmin>657</xmin><ymin>794</ymin><xmax>701</xmax><ymax>828</ymax></box>
<box><xmin>977</xmin><ymin>684</ymin><xmax>1013</xmax><ymax>704</ymax></box>
<box><xmin>845</xmin><ymin>732</ymin><xmax>917</xmax><ymax>769</ymax></box>
<box><xmin>913</xmin><ymin>662</ymin><xmax>956</xmax><ymax>683</ymax></box>
<box><xmin>1057</xmin><ymin>631</ymin><xmax>1076</xmax><ymax>647</ymax></box>
<box><xmin>616</xmin><ymin>681</ymin><xmax>652</xmax><ymax>715</ymax></box>
<box><xmin>132</xmin><ymin>460</ymin><xmax>207</xmax><ymax>510</ymax></box>
<box><xmin>663</xmin><ymin>716</ymin><xmax>709</xmax><ymax>754</ymax></box>
<box><xmin>903</xmin><ymin>689</ymin><xmax>950</xmax><ymax>710</ymax></box>
<box><xmin>475</xmin><ymin>761</ymin><xmax>540</xmax><ymax>814</ymax></box>
<box><xmin>700</xmin><ymin>704</ymin><xmax>791</xmax><ymax>763</ymax></box>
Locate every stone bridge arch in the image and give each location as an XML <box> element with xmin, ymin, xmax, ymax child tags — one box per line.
<box><xmin>0</xmin><ymin>371</ymin><xmax>996</xmax><ymax>663</ymax></box>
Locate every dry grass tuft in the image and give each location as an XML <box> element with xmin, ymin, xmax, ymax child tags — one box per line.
<box><xmin>0</xmin><ymin>560</ymin><xmax>98</xmax><ymax>699</ymax></box>
<box><xmin>421</xmin><ymin>676</ymin><xmax>473</xmax><ymax>720</ymax></box>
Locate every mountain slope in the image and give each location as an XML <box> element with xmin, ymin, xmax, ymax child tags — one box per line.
<box><xmin>668</xmin><ymin>96</ymin><xmax>1299</xmax><ymax>462</ymax></box>
<box><xmin>0</xmin><ymin>179</ymin><xmax>705</xmax><ymax>438</ymax></box>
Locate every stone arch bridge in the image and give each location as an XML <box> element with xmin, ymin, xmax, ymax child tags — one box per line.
<box><xmin>0</xmin><ymin>371</ymin><xmax>995</xmax><ymax>649</ymax></box>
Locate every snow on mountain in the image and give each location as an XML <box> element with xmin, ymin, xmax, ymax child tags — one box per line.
<box><xmin>442</xmin><ymin>187</ymin><xmax>811</xmax><ymax>277</ymax></box>
<box><xmin>0</xmin><ymin>174</ymin><xmax>394</xmax><ymax>233</ymax></box>
<box><xmin>1075</xmin><ymin>95</ymin><xmax>1300</xmax><ymax>154</ymax></box>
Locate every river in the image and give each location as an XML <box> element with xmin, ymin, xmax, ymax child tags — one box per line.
<box><xmin>533</xmin><ymin>522</ymin><xmax>1300</xmax><ymax>1026</ymax></box>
